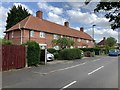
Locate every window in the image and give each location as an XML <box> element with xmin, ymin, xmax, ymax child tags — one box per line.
<box><xmin>86</xmin><ymin>40</ymin><xmax>89</xmax><ymax>43</ymax></box>
<box><xmin>53</xmin><ymin>46</ymin><xmax>59</xmax><ymax>50</ymax></box>
<box><xmin>40</xmin><ymin>32</ymin><xmax>45</xmax><ymax>38</ymax></box>
<box><xmin>77</xmin><ymin>38</ymin><xmax>81</xmax><ymax>42</ymax></box>
<box><xmin>61</xmin><ymin>35</ymin><xmax>63</xmax><ymax>38</ymax></box>
<box><xmin>30</xmin><ymin>30</ymin><xmax>34</xmax><ymax>37</ymax></box>
<box><xmin>12</xmin><ymin>31</ymin><xmax>14</xmax><ymax>38</ymax></box>
<box><xmin>83</xmin><ymin>46</ymin><xmax>86</xmax><ymax>48</ymax></box>
<box><xmin>39</xmin><ymin>44</ymin><xmax>47</xmax><ymax>49</ymax></box>
<box><xmin>78</xmin><ymin>46</ymin><xmax>82</xmax><ymax>48</ymax></box>
<box><xmin>53</xmin><ymin>34</ymin><xmax>59</xmax><ymax>39</ymax></box>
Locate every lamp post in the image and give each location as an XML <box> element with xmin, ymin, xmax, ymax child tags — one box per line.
<box><xmin>92</xmin><ymin>24</ymin><xmax>96</xmax><ymax>40</ymax></box>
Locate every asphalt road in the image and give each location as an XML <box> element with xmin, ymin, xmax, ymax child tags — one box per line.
<box><xmin>2</xmin><ymin>56</ymin><xmax>119</xmax><ymax>89</ymax></box>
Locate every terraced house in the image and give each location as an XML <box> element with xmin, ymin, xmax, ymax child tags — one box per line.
<box><xmin>4</xmin><ymin>11</ymin><xmax>94</xmax><ymax>49</ymax></box>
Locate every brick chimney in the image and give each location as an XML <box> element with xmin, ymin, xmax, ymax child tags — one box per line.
<box><xmin>80</xmin><ymin>27</ymin><xmax>84</xmax><ymax>32</ymax></box>
<box><xmin>103</xmin><ymin>37</ymin><xmax>106</xmax><ymax>40</ymax></box>
<box><xmin>64</xmin><ymin>21</ymin><xmax>69</xmax><ymax>27</ymax></box>
<box><xmin>36</xmin><ymin>10</ymin><xmax>43</xmax><ymax>19</ymax></box>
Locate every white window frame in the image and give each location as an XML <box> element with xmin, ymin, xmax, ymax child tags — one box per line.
<box><xmin>77</xmin><ymin>38</ymin><xmax>81</xmax><ymax>42</ymax></box>
<box><xmin>53</xmin><ymin>34</ymin><xmax>59</xmax><ymax>39</ymax></box>
<box><xmin>40</xmin><ymin>32</ymin><xmax>45</xmax><ymax>38</ymax></box>
<box><xmin>61</xmin><ymin>35</ymin><xmax>63</xmax><ymax>38</ymax></box>
<box><xmin>39</xmin><ymin>44</ymin><xmax>47</xmax><ymax>49</ymax></box>
<box><xmin>86</xmin><ymin>40</ymin><xmax>89</xmax><ymax>43</ymax></box>
<box><xmin>78</xmin><ymin>46</ymin><xmax>82</xmax><ymax>48</ymax></box>
<box><xmin>30</xmin><ymin>30</ymin><xmax>34</xmax><ymax>37</ymax></box>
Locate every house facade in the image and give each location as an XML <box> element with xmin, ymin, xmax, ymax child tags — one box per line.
<box><xmin>4</xmin><ymin>11</ymin><xmax>94</xmax><ymax>49</ymax></box>
<box><xmin>97</xmin><ymin>37</ymin><xmax>106</xmax><ymax>47</ymax></box>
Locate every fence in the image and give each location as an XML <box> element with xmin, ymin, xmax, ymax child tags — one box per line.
<box><xmin>2</xmin><ymin>45</ymin><xmax>26</xmax><ymax>71</ymax></box>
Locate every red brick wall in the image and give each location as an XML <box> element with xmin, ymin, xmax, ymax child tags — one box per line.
<box><xmin>6</xmin><ymin>31</ymin><xmax>21</xmax><ymax>44</ymax></box>
<box><xmin>6</xmin><ymin>30</ymin><xmax>94</xmax><ymax>48</ymax></box>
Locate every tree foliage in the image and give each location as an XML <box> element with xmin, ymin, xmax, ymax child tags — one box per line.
<box><xmin>85</xmin><ymin>0</ymin><xmax>120</xmax><ymax>30</ymax></box>
<box><xmin>6</xmin><ymin>5</ymin><xmax>30</xmax><ymax>30</ymax></box>
<box><xmin>106</xmin><ymin>37</ymin><xmax>117</xmax><ymax>47</ymax></box>
<box><xmin>52</xmin><ymin>37</ymin><xmax>75</xmax><ymax>49</ymax></box>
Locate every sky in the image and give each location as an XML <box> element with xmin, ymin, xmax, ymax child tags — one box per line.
<box><xmin>0</xmin><ymin>0</ymin><xmax>119</xmax><ymax>43</ymax></box>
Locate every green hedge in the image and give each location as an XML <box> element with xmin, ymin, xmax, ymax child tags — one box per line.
<box><xmin>0</xmin><ymin>39</ymin><xmax>12</xmax><ymax>45</ymax></box>
<box><xmin>26</xmin><ymin>41</ymin><xmax>40</xmax><ymax>66</ymax></box>
<box><xmin>47</xmin><ymin>48</ymin><xmax>56</xmax><ymax>54</ymax></box>
<box><xmin>59</xmin><ymin>48</ymin><xmax>82</xmax><ymax>60</ymax></box>
<box><xmin>79</xmin><ymin>48</ymin><xmax>111</xmax><ymax>55</ymax></box>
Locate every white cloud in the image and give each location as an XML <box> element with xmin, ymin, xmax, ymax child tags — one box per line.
<box><xmin>0</xmin><ymin>6</ymin><xmax>9</xmax><ymax>38</ymax></box>
<box><xmin>67</xmin><ymin>10</ymin><xmax>110</xmax><ymax>28</ymax></box>
<box><xmin>68</xmin><ymin>2</ymin><xmax>85</xmax><ymax>10</ymax></box>
<box><xmin>85</xmin><ymin>28</ymin><xmax>118</xmax><ymax>42</ymax></box>
<box><xmin>72</xmin><ymin>27</ymin><xmax>80</xmax><ymax>31</ymax></box>
<box><xmin>37</xmin><ymin>2</ymin><xmax>63</xmax><ymax>15</ymax></box>
<box><xmin>47</xmin><ymin>12</ymin><xmax>66</xmax><ymax>25</ymax></box>
<box><xmin>13</xmin><ymin>3</ymin><xmax>33</xmax><ymax>14</ymax></box>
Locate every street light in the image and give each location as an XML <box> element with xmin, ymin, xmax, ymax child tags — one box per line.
<box><xmin>92</xmin><ymin>24</ymin><xmax>96</xmax><ymax>40</ymax></box>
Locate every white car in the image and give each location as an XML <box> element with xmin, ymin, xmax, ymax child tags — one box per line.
<box><xmin>47</xmin><ymin>52</ymin><xmax>54</xmax><ymax>61</ymax></box>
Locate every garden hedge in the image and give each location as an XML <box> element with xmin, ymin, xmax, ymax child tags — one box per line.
<box><xmin>26</xmin><ymin>41</ymin><xmax>40</xmax><ymax>66</ymax></box>
<box><xmin>59</xmin><ymin>48</ymin><xmax>82</xmax><ymax>60</ymax></box>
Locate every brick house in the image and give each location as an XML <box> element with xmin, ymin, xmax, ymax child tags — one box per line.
<box><xmin>4</xmin><ymin>11</ymin><xmax>94</xmax><ymax>49</ymax></box>
<box><xmin>97</xmin><ymin>37</ymin><xmax>106</xmax><ymax>47</ymax></box>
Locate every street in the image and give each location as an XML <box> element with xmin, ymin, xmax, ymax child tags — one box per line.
<box><xmin>2</xmin><ymin>56</ymin><xmax>118</xmax><ymax>89</ymax></box>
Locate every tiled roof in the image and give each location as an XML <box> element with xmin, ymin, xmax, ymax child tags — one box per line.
<box><xmin>5</xmin><ymin>15</ymin><xmax>93</xmax><ymax>40</ymax></box>
<box><xmin>97</xmin><ymin>39</ymin><xmax>106</xmax><ymax>45</ymax></box>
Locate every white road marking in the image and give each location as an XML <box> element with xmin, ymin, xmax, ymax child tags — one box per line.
<box><xmin>49</xmin><ymin>62</ymin><xmax>87</xmax><ymax>73</ymax></box>
<box><xmin>88</xmin><ymin>66</ymin><xmax>104</xmax><ymax>75</ymax></box>
<box><xmin>60</xmin><ymin>81</ymin><xmax>77</xmax><ymax>90</ymax></box>
<box><xmin>92</xmin><ymin>59</ymin><xmax>100</xmax><ymax>62</ymax></box>
<box><xmin>34</xmin><ymin>62</ymin><xmax>87</xmax><ymax>75</ymax></box>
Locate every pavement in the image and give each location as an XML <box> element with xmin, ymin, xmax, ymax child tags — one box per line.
<box><xmin>2</xmin><ymin>55</ymin><xmax>119</xmax><ymax>89</ymax></box>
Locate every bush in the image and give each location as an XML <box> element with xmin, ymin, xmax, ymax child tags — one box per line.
<box><xmin>26</xmin><ymin>41</ymin><xmax>40</xmax><ymax>66</ymax></box>
<box><xmin>79</xmin><ymin>48</ymin><xmax>102</xmax><ymax>55</ymax></box>
<box><xmin>84</xmin><ymin>51</ymin><xmax>94</xmax><ymax>57</ymax></box>
<box><xmin>47</xmin><ymin>48</ymin><xmax>56</xmax><ymax>54</ymax></box>
<box><xmin>59</xmin><ymin>48</ymin><xmax>82</xmax><ymax>60</ymax></box>
<box><xmin>0</xmin><ymin>39</ymin><xmax>12</xmax><ymax>45</ymax></box>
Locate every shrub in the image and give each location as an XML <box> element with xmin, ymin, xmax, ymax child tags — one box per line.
<box><xmin>0</xmin><ymin>39</ymin><xmax>12</xmax><ymax>45</ymax></box>
<box><xmin>84</xmin><ymin>51</ymin><xmax>94</xmax><ymax>57</ymax></box>
<box><xmin>26</xmin><ymin>41</ymin><xmax>40</xmax><ymax>66</ymax></box>
<box><xmin>47</xmin><ymin>48</ymin><xmax>56</xmax><ymax>54</ymax></box>
<box><xmin>59</xmin><ymin>48</ymin><xmax>82</xmax><ymax>60</ymax></box>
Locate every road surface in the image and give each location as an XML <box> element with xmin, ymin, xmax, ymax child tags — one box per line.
<box><xmin>2</xmin><ymin>56</ymin><xmax>119</xmax><ymax>89</ymax></box>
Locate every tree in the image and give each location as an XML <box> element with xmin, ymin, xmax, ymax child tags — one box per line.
<box><xmin>106</xmin><ymin>37</ymin><xmax>117</xmax><ymax>47</ymax></box>
<box><xmin>6</xmin><ymin>5</ymin><xmax>30</xmax><ymax>30</ymax></box>
<box><xmin>52</xmin><ymin>37</ymin><xmax>75</xmax><ymax>49</ymax></box>
<box><xmin>85</xmin><ymin>0</ymin><xmax>120</xmax><ymax>30</ymax></box>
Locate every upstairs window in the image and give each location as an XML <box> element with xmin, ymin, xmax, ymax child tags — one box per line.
<box><xmin>40</xmin><ymin>32</ymin><xmax>45</xmax><ymax>38</ymax></box>
<box><xmin>30</xmin><ymin>30</ymin><xmax>34</xmax><ymax>37</ymax></box>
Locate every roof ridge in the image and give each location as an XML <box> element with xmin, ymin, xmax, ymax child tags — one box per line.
<box><xmin>23</xmin><ymin>15</ymin><xmax>31</xmax><ymax>28</ymax></box>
